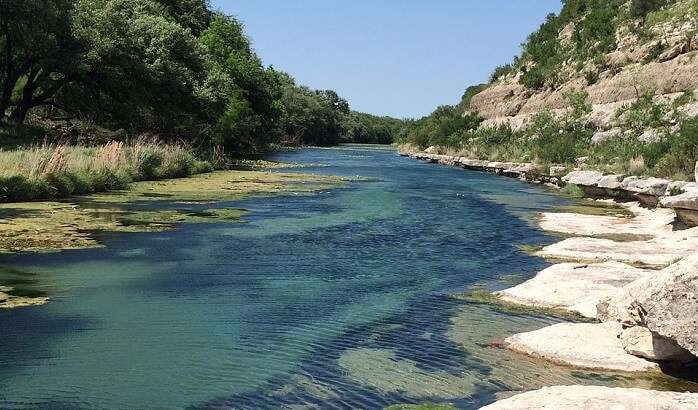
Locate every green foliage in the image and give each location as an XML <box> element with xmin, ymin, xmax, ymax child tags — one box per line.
<box><xmin>489</xmin><ymin>64</ymin><xmax>513</xmax><ymax>83</ymax></box>
<box><xmin>572</xmin><ymin>5</ymin><xmax>618</xmax><ymax>58</ymax></box>
<box><xmin>516</xmin><ymin>0</ymin><xmax>627</xmax><ymax>89</ymax></box>
<box><xmin>397</xmin><ymin>105</ymin><xmax>482</xmax><ymax>149</ymax></box>
<box><xmin>343</xmin><ymin>112</ymin><xmax>404</xmax><ymax>144</ymax></box>
<box><xmin>459</xmin><ymin>84</ymin><xmax>487</xmax><ymax>110</ymax></box>
<box><xmin>653</xmin><ymin>117</ymin><xmax>698</xmax><ymax>180</ymax></box>
<box><xmin>560</xmin><ymin>183</ymin><xmax>584</xmax><ymax>198</ymax></box>
<box><xmin>585</xmin><ymin>70</ymin><xmax>600</xmax><ymax>85</ymax></box>
<box><xmin>0</xmin><ymin>0</ymin><xmax>403</xmax><ymax>156</ymax></box>
<box><xmin>615</xmin><ymin>93</ymin><xmax>669</xmax><ymax>132</ymax></box>
<box><xmin>630</xmin><ymin>0</ymin><xmax>668</xmax><ymax>18</ymax></box>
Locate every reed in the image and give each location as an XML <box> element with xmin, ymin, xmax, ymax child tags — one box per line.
<box><xmin>0</xmin><ymin>140</ymin><xmax>215</xmax><ymax>202</ymax></box>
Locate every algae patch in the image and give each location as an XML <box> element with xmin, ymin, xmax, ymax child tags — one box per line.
<box><xmin>337</xmin><ymin>348</ymin><xmax>476</xmax><ymax>399</ymax></box>
<box><xmin>0</xmin><ymin>170</ymin><xmax>343</xmax><ymax>253</ymax></box>
<box><xmin>452</xmin><ymin>287</ymin><xmax>590</xmax><ymax>322</ymax></box>
<box><xmin>385</xmin><ymin>403</ymin><xmax>457</xmax><ymax>410</ymax></box>
<box><xmin>0</xmin><ymin>266</ymin><xmax>49</xmax><ymax>309</ymax></box>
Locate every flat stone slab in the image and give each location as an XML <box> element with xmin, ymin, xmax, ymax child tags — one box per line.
<box><xmin>539</xmin><ymin>202</ymin><xmax>676</xmax><ymax>238</ymax></box>
<box><xmin>536</xmin><ymin>227</ymin><xmax>698</xmax><ymax>268</ymax></box>
<box><xmin>481</xmin><ymin>385</ymin><xmax>698</xmax><ymax>409</ymax></box>
<box><xmin>505</xmin><ymin>322</ymin><xmax>660</xmax><ymax>372</ymax></box>
<box><xmin>497</xmin><ymin>262</ymin><xmax>650</xmax><ymax>319</ymax></box>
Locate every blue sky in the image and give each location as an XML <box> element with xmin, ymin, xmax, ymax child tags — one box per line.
<box><xmin>210</xmin><ymin>1</ymin><xmax>562</xmax><ymax>119</ymax></box>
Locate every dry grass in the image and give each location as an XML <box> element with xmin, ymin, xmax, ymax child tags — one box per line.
<box><xmin>0</xmin><ymin>140</ymin><xmax>213</xmax><ymax>202</ymax></box>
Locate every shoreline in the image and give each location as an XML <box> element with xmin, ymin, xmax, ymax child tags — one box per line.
<box><xmin>399</xmin><ymin>146</ymin><xmax>698</xmax><ymax>407</ymax></box>
<box><xmin>0</xmin><ymin>166</ymin><xmax>345</xmax><ymax>310</ymax></box>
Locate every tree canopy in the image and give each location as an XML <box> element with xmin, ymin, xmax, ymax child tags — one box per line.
<box><xmin>0</xmin><ymin>0</ymin><xmax>403</xmax><ymax>152</ymax></box>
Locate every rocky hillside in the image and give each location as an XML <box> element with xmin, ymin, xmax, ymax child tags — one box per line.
<box><xmin>469</xmin><ymin>0</ymin><xmax>698</xmax><ymax>134</ymax></box>
<box><xmin>397</xmin><ymin>0</ymin><xmax>698</xmax><ymax>182</ymax></box>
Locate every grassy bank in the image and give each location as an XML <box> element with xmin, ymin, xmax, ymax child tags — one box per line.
<box><xmin>0</xmin><ymin>141</ymin><xmax>217</xmax><ymax>202</ymax></box>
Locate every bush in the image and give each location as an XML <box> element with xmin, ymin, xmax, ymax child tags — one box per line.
<box><xmin>489</xmin><ymin>64</ymin><xmax>513</xmax><ymax>83</ymax></box>
<box><xmin>653</xmin><ymin>117</ymin><xmax>698</xmax><ymax>180</ymax></box>
<box><xmin>631</xmin><ymin>0</ymin><xmax>667</xmax><ymax>18</ymax></box>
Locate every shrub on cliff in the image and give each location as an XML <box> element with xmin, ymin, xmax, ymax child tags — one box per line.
<box><xmin>653</xmin><ymin>117</ymin><xmax>698</xmax><ymax>181</ymax></box>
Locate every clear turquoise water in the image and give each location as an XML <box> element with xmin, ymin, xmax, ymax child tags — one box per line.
<box><xmin>1</xmin><ymin>146</ymin><xmax>690</xmax><ymax>409</ymax></box>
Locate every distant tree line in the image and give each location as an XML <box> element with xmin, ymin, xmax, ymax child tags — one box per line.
<box><xmin>0</xmin><ymin>0</ymin><xmax>403</xmax><ymax>153</ymax></box>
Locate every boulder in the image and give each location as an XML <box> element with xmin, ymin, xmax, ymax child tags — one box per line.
<box><xmin>549</xmin><ymin>165</ymin><xmax>567</xmax><ymax>177</ymax></box>
<box><xmin>562</xmin><ymin>170</ymin><xmax>604</xmax><ymax>186</ymax></box>
<box><xmin>591</xmin><ymin>129</ymin><xmax>622</xmax><ymax>145</ymax></box>
<box><xmin>598</xmin><ymin>254</ymin><xmax>698</xmax><ymax>357</ymax></box>
<box><xmin>624</xmin><ymin>177</ymin><xmax>671</xmax><ymax>197</ymax></box>
<box><xmin>597</xmin><ymin>174</ymin><xmax>623</xmax><ymax>190</ymax></box>
<box><xmin>621</xmin><ymin>176</ymin><xmax>640</xmax><ymax>189</ymax></box>
<box><xmin>480</xmin><ymin>386</ymin><xmax>698</xmax><ymax>410</ymax></box>
<box><xmin>424</xmin><ymin>146</ymin><xmax>438</xmax><ymax>154</ymax></box>
<box><xmin>662</xmin><ymin>188</ymin><xmax>698</xmax><ymax>226</ymax></box>
<box><xmin>661</xmin><ymin>189</ymin><xmax>698</xmax><ymax>210</ymax></box>
<box><xmin>667</xmin><ymin>180</ymin><xmax>695</xmax><ymax>195</ymax></box>
<box><xmin>638</xmin><ymin>129</ymin><xmax>662</xmax><ymax>144</ymax></box>
<box><xmin>619</xmin><ymin>325</ymin><xmax>694</xmax><ymax>362</ymax></box>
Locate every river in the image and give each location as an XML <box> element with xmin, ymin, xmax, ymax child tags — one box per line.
<box><xmin>0</xmin><ymin>146</ymin><xmax>673</xmax><ymax>409</ymax></box>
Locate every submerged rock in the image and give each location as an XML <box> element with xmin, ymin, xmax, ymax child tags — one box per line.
<box><xmin>497</xmin><ymin>262</ymin><xmax>650</xmax><ymax>319</ymax></box>
<box><xmin>598</xmin><ymin>254</ymin><xmax>698</xmax><ymax>358</ymax></box>
<box><xmin>480</xmin><ymin>385</ymin><xmax>698</xmax><ymax>409</ymax></box>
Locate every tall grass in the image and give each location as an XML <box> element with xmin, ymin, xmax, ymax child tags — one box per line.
<box><xmin>0</xmin><ymin>140</ymin><xmax>214</xmax><ymax>202</ymax></box>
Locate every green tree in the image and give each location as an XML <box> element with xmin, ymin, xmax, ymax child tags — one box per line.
<box><xmin>0</xmin><ymin>0</ymin><xmax>81</xmax><ymax>123</ymax></box>
<box><xmin>67</xmin><ymin>0</ymin><xmax>206</xmax><ymax>138</ymax></box>
<box><xmin>199</xmin><ymin>13</ymin><xmax>283</xmax><ymax>152</ymax></box>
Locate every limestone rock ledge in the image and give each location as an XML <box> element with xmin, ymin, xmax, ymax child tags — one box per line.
<box><xmin>480</xmin><ymin>385</ymin><xmax>698</xmax><ymax>410</ymax></box>
<box><xmin>505</xmin><ymin>322</ymin><xmax>659</xmax><ymax>372</ymax></box>
<box><xmin>538</xmin><ymin>202</ymin><xmax>676</xmax><ymax>238</ymax></box>
<box><xmin>536</xmin><ymin>227</ymin><xmax>698</xmax><ymax>268</ymax></box>
<box><xmin>497</xmin><ymin>262</ymin><xmax>650</xmax><ymax>319</ymax></box>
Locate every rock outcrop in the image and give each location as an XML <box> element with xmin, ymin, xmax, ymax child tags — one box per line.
<box><xmin>504</xmin><ymin>322</ymin><xmax>659</xmax><ymax>372</ymax></box>
<box><xmin>598</xmin><ymin>254</ymin><xmax>698</xmax><ymax>359</ymax></box>
<box><xmin>661</xmin><ymin>189</ymin><xmax>698</xmax><ymax>226</ymax></box>
<box><xmin>497</xmin><ymin>262</ymin><xmax>650</xmax><ymax>319</ymax></box>
<box><xmin>480</xmin><ymin>386</ymin><xmax>698</xmax><ymax>410</ymax></box>
<box><xmin>536</xmin><ymin>229</ymin><xmax>698</xmax><ymax>268</ymax></box>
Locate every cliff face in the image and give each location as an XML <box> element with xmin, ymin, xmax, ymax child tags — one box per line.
<box><xmin>467</xmin><ymin>2</ymin><xmax>698</xmax><ymax>132</ymax></box>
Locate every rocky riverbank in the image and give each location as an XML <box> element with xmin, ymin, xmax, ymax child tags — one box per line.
<box><xmin>400</xmin><ymin>148</ymin><xmax>698</xmax><ymax>408</ymax></box>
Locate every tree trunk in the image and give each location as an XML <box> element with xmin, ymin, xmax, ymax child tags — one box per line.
<box><xmin>8</xmin><ymin>68</ymin><xmax>41</xmax><ymax>124</ymax></box>
<box><xmin>0</xmin><ymin>21</ymin><xmax>14</xmax><ymax>121</ymax></box>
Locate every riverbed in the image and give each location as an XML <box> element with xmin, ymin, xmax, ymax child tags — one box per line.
<box><xmin>0</xmin><ymin>145</ymin><xmax>687</xmax><ymax>409</ymax></box>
